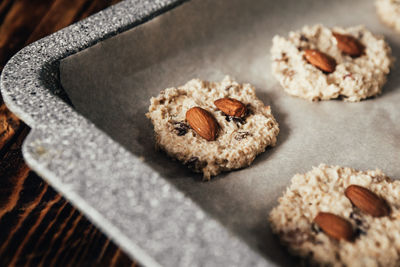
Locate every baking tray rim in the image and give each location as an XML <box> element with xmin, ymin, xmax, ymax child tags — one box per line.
<box><xmin>0</xmin><ymin>0</ymin><xmax>273</xmax><ymax>266</ymax></box>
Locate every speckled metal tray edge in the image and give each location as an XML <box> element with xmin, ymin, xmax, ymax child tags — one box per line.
<box><xmin>0</xmin><ymin>0</ymin><xmax>272</xmax><ymax>266</ymax></box>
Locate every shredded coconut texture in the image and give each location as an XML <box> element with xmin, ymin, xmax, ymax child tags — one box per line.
<box><xmin>376</xmin><ymin>0</ymin><xmax>400</xmax><ymax>33</ymax></box>
<box><xmin>269</xmin><ymin>164</ymin><xmax>400</xmax><ymax>266</ymax></box>
<box><xmin>146</xmin><ymin>76</ymin><xmax>279</xmax><ymax>179</ymax></box>
<box><xmin>271</xmin><ymin>25</ymin><xmax>394</xmax><ymax>102</ymax></box>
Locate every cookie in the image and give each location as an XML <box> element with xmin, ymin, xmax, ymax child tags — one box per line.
<box><xmin>376</xmin><ymin>0</ymin><xmax>400</xmax><ymax>33</ymax></box>
<box><xmin>271</xmin><ymin>25</ymin><xmax>393</xmax><ymax>102</ymax></box>
<box><xmin>146</xmin><ymin>76</ymin><xmax>279</xmax><ymax>179</ymax></box>
<box><xmin>269</xmin><ymin>164</ymin><xmax>400</xmax><ymax>266</ymax></box>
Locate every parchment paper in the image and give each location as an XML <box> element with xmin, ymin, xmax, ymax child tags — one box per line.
<box><xmin>60</xmin><ymin>0</ymin><xmax>400</xmax><ymax>264</ymax></box>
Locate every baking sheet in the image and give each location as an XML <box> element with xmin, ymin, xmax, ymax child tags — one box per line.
<box><xmin>60</xmin><ymin>0</ymin><xmax>400</xmax><ymax>264</ymax></box>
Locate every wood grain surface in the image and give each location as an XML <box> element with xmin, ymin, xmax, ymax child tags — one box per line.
<box><xmin>0</xmin><ymin>0</ymin><xmax>136</xmax><ymax>266</ymax></box>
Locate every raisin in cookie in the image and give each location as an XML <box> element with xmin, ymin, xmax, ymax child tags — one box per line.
<box><xmin>269</xmin><ymin>164</ymin><xmax>400</xmax><ymax>266</ymax></box>
<box><xmin>146</xmin><ymin>76</ymin><xmax>279</xmax><ymax>179</ymax></box>
<box><xmin>271</xmin><ymin>24</ymin><xmax>394</xmax><ymax>101</ymax></box>
<box><xmin>376</xmin><ymin>0</ymin><xmax>400</xmax><ymax>33</ymax></box>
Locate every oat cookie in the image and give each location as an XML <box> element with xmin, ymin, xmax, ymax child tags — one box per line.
<box><xmin>376</xmin><ymin>0</ymin><xmax>400</xmax><ymax>33</ymax></box>
<box><xmin>146</xmin><ymin>76</ymin><xmax>279</xmax><ymax>179</ymax></box>
<box><xmin>271</xmin><ymin>25</ymin><xmax>393</xmax><ymax>101</ymax></box>
<box><xmin>269</xmin><ymin>164</ymin><xmax>400</xmax><ymax>266</ymax></box>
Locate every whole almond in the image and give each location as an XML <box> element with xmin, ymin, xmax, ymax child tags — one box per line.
<box><xmin>332</xmin><ymin>32</ymin><xmax>364</xmax><ymax>57</ymax></box>
<box><xmin>313</xmin><ymin>212</ymin><xmax>354</xmax><ymax>241</ymax></box>
<box><xmin>214</xmin><ymin>98</ymin><xmax>247</xmax><ymax>117</ymax></box>
<box><xmin>186</xmin><ymin>107</ymin><xmax>219</xmax><ymax>141</ymax></box>
<box><xmin>345</xmin><ymin>185</ymin><xmax>390</xmax><ymax>217</ymax></box>
<box><xmin>304</xmin><ymin>49</ymin><xmax>336</xmax><ymax>73</ymax></box>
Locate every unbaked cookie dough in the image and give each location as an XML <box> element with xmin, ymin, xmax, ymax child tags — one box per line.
<box><xmin>269</xmin><ymin>164</ymin><xmax>400</xmax><ymax>266</ymax></box>
<box><xmin>376</xmin><ymin>0</ymin><xmax>400</xmax><ymax>33</ymax></box>
<box><xmin>271</xmin><ymin>24</ymin><xmax>394</xmax><ymax>101</ymax></box>
<box><xmin>146</xmin><ymin>76</ymin><xmax>279</xmax><ymax>179</ymax></box>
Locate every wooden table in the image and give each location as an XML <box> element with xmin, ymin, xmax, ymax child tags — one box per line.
<box><xmin>0</xmin><ymin>1</ymin><xmax>135</xmax><ymax>266</ymax></box>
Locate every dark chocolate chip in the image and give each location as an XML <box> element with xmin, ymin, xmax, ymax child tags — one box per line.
<box><xmin>300</xmin><ymin>34</ymin><xmax>309</xmax><ymax>42</ymax></box>
<box><xmin>245</xmin><ymin>104</ymin><xmax>253</xmax><ymax>115</ymax></box>
<box><xmin>354</xmin><ymin>228</ymin><xmax>367</xmax><ymax>237</ymax></box>
<box><xmin>186</xmin><ymin>157</ymin><xmax>199</xmax><ymax>169</ymax></box>
<box><xmin>173</xmin><ymin>121</ymin><xmax>189</xmax><ymax>136</ymax></box>
<box><xmin>233</xmin><ymin>117</ymin><xmax>246</xmax><ymax>125</ymax></box>
<box><xmin>349</xmin><ymin>210</ymin><xmax>369</xmax><ymax>238</ymax></box>
<box><xmin>224</xmin><ymin>115</ymin><xmax>246</xmax><ymax>125</ymax></box>
<box><xmin>311</xmin><ymin>222</ymin><xmax>321</xmax><ymax>234</ymax></box>
<box><xmin>350</xmin><ymin>211</ymin><xmax>363</xmax><ymax>226</ymax></box>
